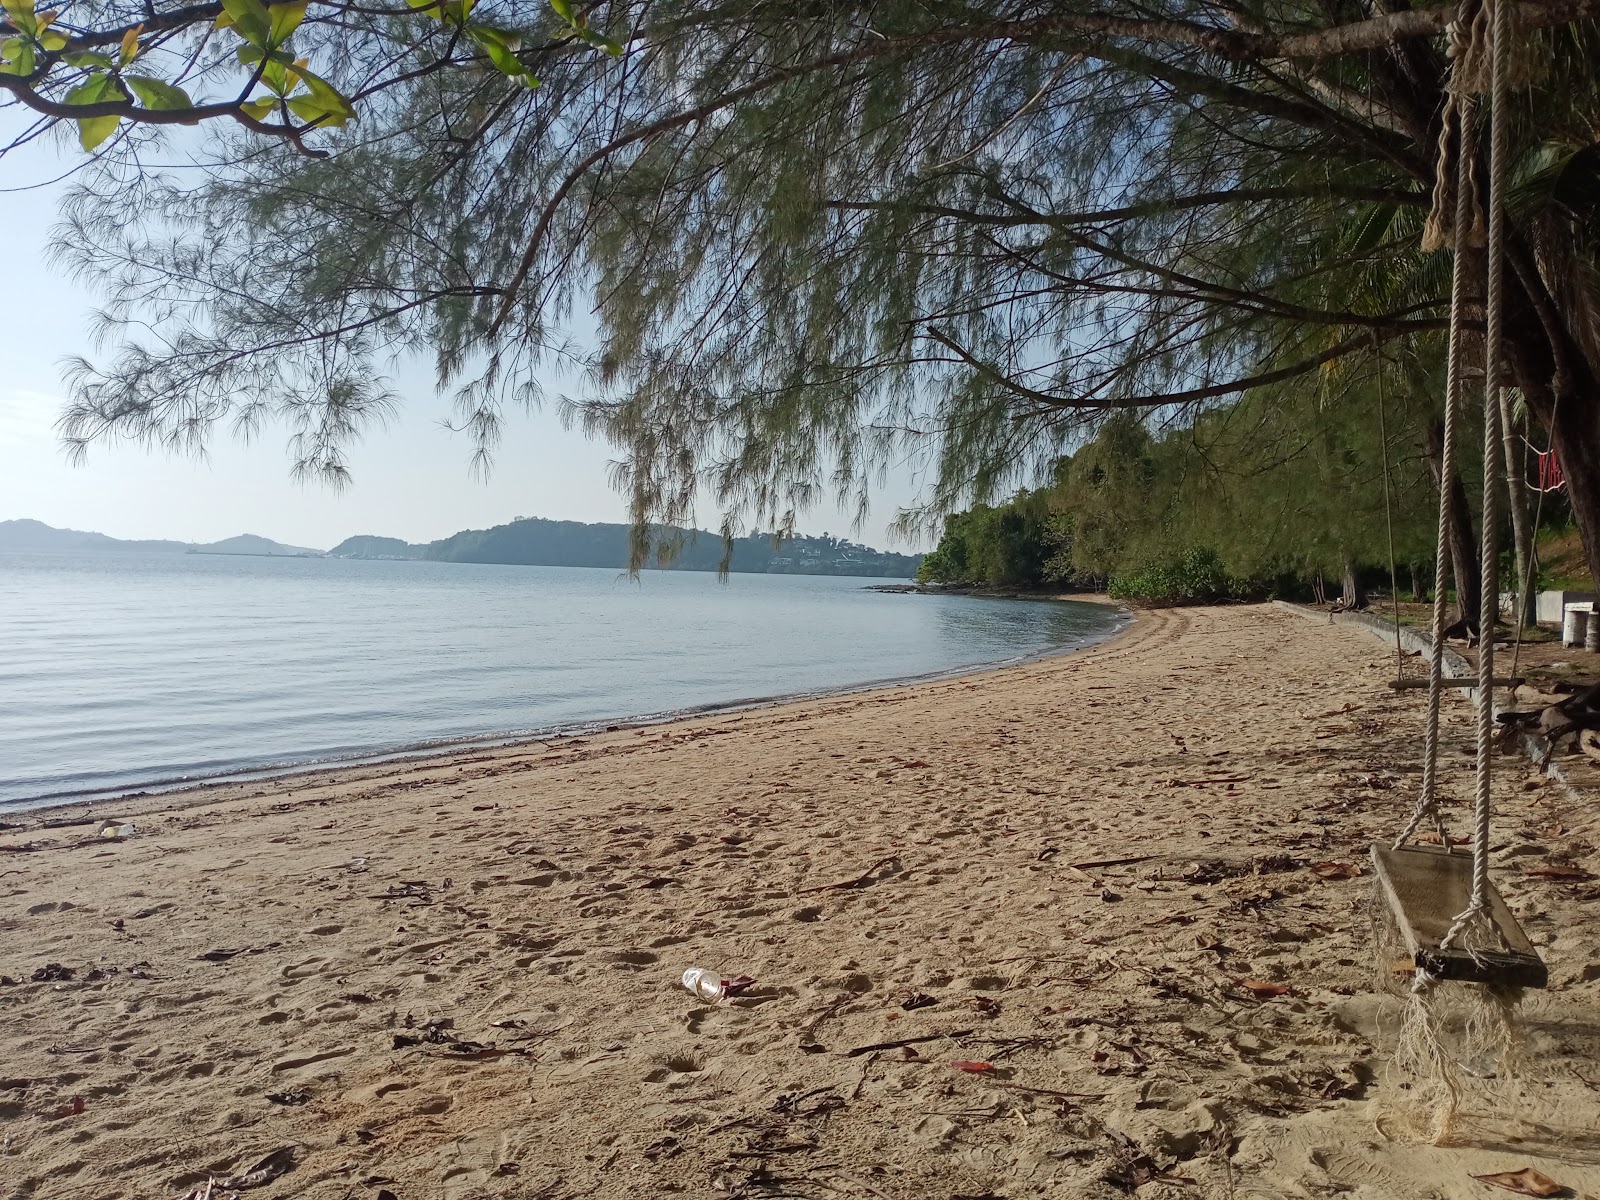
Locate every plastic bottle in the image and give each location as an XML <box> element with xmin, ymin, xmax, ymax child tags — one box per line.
<box><xmin>680</xmin><ymin>967</ymin><xmax>725</xmax><ymax>1003</ymax></box>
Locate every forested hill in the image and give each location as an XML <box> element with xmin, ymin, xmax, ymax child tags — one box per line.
<box><xmin>329</xmin><ymin>518</ymin><xmax>920</xmax><ymax>578</ymax></box>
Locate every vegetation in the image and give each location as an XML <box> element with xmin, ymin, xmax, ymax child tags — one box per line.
<box><xmin>917</xmin><ymin>379</ymin><xmax>1514</xmax><ymax>606</ymax></box>
<box><xmin>11</xmin><ymin>0</ymin><xmax>1600</xmax><ymax>586</ymax></box>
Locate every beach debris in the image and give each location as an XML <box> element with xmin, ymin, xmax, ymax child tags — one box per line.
<box><xmin>771</xmin><ymin>1087</ymin><xmax>844</xmax><ymax>1117</ymax></box>
<box><xmin>797</xmin><ymin>856</ymin><xmax>904</xmax><ymax>894</ymax></box>
<box><xmin>97</xmin><ymin>819</ymin><xmax>136</xmax><ymax>840</ymax></box>
<box><xmin>218</xmin><ymin>1146</ymin><xmax>297</xmax><ymax>1190</ymax></box>
<box><xmin>724</xmin><ymin>975</ymin><xmax>758</xmax><ymax>997</ymax></box>
<box><xmin>952</xmin><ymin>1060</ymin><xmax>995</xmax><ymax>1073</ymax></box>
<box><xmin>1232</xmin><ymin>979</ymin><xmax>1292</xmax><ymax>999</ymax></box>
<box><xmin>370</xmin><ymin>881</ymin><xmax>433</xmax><ymax>905</ymax></box>
<box><xmin>901</xmin><ymin>991</ymin><xmax>937</xmax><ymax>1011</ymax></box>
<box><xmin>682</xmin><ymin>967</ymin><xmax>727</xmax><ymax>1003</ymax></box>
<box><xmin>54</xmin><ymin>1096</ymin><xmax>85</xmax><ymax>1118</ymax></box>
<box><xmin>1308</xmin><ymin>861</ymin><xmax>1362</xmax><ymax>881</ymax></box>
<box><xmin>642</xmin><ymin>1135</ymin><xmax>682</xmax><ymax>1161</ymax></box>
<box><xmin>845</xmin><ymin>1030</ymin><xmax>974</xmax><ymax>1057</ymax></box>
<box><xmin>1470</xmin><ymin>1167</ymin><xmax>1565</xmax><ymax>1196</ymax></box>
<box><xmin>968</xmin><ymin>996</ymin><xmax>1002</xmax><ymax>1019</ymax></box>
<box><xmin>196</xmin><ymin>948</ymin><xmax>246</xmax><ymax>962</ymax></box>
<box><xmin>1069</xmin><ymin>855</ymin><xmax>1156</xmax><ymax>871</ymax></box>
<box><xmin>1528</xmin><ymin>864</ymin><xmax>1596</xmax><ymax>882</ymax></box>
<box><xmin>30</xmin><ymin>963</ymin><xmax>75</xmax><ymax>982</ymax></box>
<box><xmin>265</xmin><ymin>1088</ymin><xmax>310</xmax><ymax>1106</ymax></box>
<box><xmin>392</xmin><ymin>1018</ymin><xmax>531</xmax><ymax>1058</ymax></box>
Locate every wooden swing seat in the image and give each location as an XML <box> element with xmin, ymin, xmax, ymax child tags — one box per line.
<box><xmin>1370</xmin><ymin>844</ymin><xmax>1548</xmax><ymax>988</ymax></box>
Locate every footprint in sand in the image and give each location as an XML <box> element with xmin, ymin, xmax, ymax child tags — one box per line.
<box><xmin>608</xmin><ymin>949</ymin><xmax>659</xmax><ymax>969</ymax></box>
<box><xmin>643</xmin><ymin>1052</ymin><xmax>704</xmax><ymax>1084</ymax></box>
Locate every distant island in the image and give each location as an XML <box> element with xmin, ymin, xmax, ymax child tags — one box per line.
<box><xmin>0</xmin><ymin>519</ymin><xmax>319</xmax><ymax>557</ymax></box>
<box><xmin>2</xmin><ymin>517</ymin><xmax>921</xmax><ymax>578</ymax></box>
<box><xmin>330</xmin><ymin>517</ymin><xmax>922</xmax><ymax>577</ymax></box>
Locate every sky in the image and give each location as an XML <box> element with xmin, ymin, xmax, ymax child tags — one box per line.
<box><xmin>0</xmin><ymin>130</ymin><xmax>929</xmax><ymax>553</ymax></box>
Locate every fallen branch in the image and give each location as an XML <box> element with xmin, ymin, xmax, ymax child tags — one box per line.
<box><xmin>1068</xmin><ymin>855</ymin><xmax>1157</xmax><ymax>870</ymax></box>
<box><xmin>844</xmin><ymin>1029</ymin><xmax>974</xmax><ymax>1057</ymax></box>
<box><xmin>797</xmin><ymin>856</ymin><xmax>901</xmax><ymax>894</ymax></box>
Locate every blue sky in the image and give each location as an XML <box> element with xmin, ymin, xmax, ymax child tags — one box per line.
<box><xmin>0</xmin><ymin>127</ymin><xmax>928</xmax><ymax>551</ymax></box>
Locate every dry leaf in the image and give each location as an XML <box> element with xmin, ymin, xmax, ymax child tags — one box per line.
<box><xmin>1528</xmin><ymin>865</ymin><xmax>1596</xmax><ymax>882</ymax></box>
<box><xmin>1309</xmin><ymin>861</ymin><xmax>1361</xmax><ymax>881</ymax></box>
<box><xmin>951</xmin><ymin>1060</ymin><xmax>994</xmax><ymax>1073</ymax></box>
<box><xmin>1234</xmin><ymin>978</ymin><xmax>1291</xmax><ymax>998</ymax></box>
<box><xmin>1470</xmin><ymin>1166</ymin><xmax>1564</xmax><ymax>1197</ymax></box>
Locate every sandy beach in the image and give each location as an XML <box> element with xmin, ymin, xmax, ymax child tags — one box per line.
<box><xmin>3</xmin><ymin>603</ymin><xmax>1599</xmax><ymax>1199</ymax></box>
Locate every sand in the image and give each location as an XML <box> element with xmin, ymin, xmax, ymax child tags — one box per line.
<box><xmin>3</xmin><ymin>603</ymin><xmax>1599</xmax><ymax>1200</ymax></box>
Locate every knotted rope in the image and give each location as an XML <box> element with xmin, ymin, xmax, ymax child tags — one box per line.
<box><xmin>1393</xmin><ymin>94</ymin><xmax>1476</xmax><ymax>854</ymax></box>
<box><xmin>1440</xmin><ymin>0</ymin><xmax>1512</xmax><ymax>953</ymax></box>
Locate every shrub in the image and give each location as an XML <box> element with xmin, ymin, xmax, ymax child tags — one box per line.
<box><xmin>1108</xmin><ymin>547</ymin><xmax>1259</xmax><ymax>605</ymax></box>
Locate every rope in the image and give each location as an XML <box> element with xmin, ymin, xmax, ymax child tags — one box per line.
<box><xmin>1421</xmin><ymin>5</ymin><xmax>1487</xmax><ymax>252</ymax></box>
<box><xmin>1376</xmin><ymin>345</ymin><xmax>1406</xmax><ymax>680</ymax></box>
<box><xmin>1440</xmin><ymin>0</ymin><xmax>1511</xmax><ymax>951</ymax></box>
<box><xmin>1511</xmin><ymin>387</ymin><xmax>1562</xmax><ymax>682</ymax></box>
<box><xmin>1394</xmin><ymin>93</ymin><xmax>1477</xmax><ymax>853</ymax></box>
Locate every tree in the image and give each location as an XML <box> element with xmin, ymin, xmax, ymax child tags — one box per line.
<box><xmin>21</xmin><ymin>0</ymin><xmax>1600</xmax><ymax>576</ymax></box>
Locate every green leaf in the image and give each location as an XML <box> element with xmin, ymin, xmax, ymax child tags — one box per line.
<box><xmin>0</xmin><ymin>36</ymin><xmax>35</xmax><ymax>75</ymax></box>
<box><xmin>125</xmin><ymin>73</ymin><xmax>193</xmax><ymax>110</ymax></box>
<box><xmin>37</xmin><ymin>28</ymin><xmax>66</xmax><ymax>49</ymax></box>
<box><xmin>64</xmin><ymin>73</ymin><xmax>114</xmax><ymax>104</ymax></box>
<box><xmin>259</xmin><ymin>56</ymin><xmax>291</xmax><ymax>94</ymax></box>
<box><xmin>291</xmin><ymin>64</ymin><xmax>353</xmax><ymax>122</ymax></box>
<box><xmin>285</xmin><ymin>92</ymin><xmax>350</xmax><ymax>125</ymax></box>
<box><xmin>577</xmin><ymin>26</ymin><xmax>622</xmax><ymax>55</ymax></box>
<box><xmin>267</xmin><ymin>0</ymin><xmax>307</xmax><ymax>44</ymax></box>
<box><xmin>236</xmin><ymin>43</ymin><xmax>294</xmax><ymax>65</ymax></box>
<box><xmin>402</xmin><ymin>0</ymin><xmax>442</xmax><ymax>13</ymax></box>
<box><xmin>548</xmin><ymin>0</ymin><xmax>573</xmax><ymax>21</ymax></box>
<box><xmin>1345</xmin><ymin>203</ymin><xmax>1396</xmax><ymax>257</ymax></box>
<box><xmin>239</xmin><ymin>95</ymin><xmax>276</xmax><ymax>120</ymax></box>
<box><xmin>77</xmin><ymin>113</ymin><xmax>119</xmax><ymax>150</ymax></box>
<box><xmin>468</xmin><ymin>26</ymin><xmax>523</xmax><ymax>77</ymax></box>
<box><xmin>64</xmin><ymin>50</ymin><xmax>115</xmax><ymax>69</ymax></box>
<box><xmin>220</xmin><ymin>0</ymin><xmax>272</xmax><ymax>47</ymax></box>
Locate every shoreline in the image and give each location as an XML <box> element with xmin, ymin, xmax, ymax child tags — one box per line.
<box><xmin>7</xmin><ymin>595</ymin><xmax>1129</xmax><ymax>823</ymax></box>
<box><xmin>4</xmin><ymin>603</ymin><xmax>1597</xmax><ymax>1198</ymax></box>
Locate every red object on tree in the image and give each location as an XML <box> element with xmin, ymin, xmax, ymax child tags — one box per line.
<box><xmin>1538</xmin><ymin>450</ymin><xmax>1566</xmax><ymax>492</ymax></box>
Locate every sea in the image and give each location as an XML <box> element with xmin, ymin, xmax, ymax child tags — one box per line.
<box><xmin>0</xmin><ymin>551</ymin><xmax>1125</xmax><ymax>811</ymax></box>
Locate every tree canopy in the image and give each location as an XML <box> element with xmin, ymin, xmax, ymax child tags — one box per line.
<box><xmin>11</xmin><ymin>0</ymin><xmax>1600</xmax><ymax>574</ymax></box>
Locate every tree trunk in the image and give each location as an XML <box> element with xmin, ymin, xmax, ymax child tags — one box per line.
<box><xmin>1311</xmin><ymin>569</ymin><xmax>1326</xmax><ymax>606</ymax></box>
<box><xmin>1500</xmin><ymin>240</ymin><xmax>1600</xmax><ymax>594</ymax></box>
<box><xmin>1410</xmin><ymin>561</ymin><xmax>1427</xmax><ymax>603</ymax></box>
<box><xmin>1498</xmin><ymin>389</ymin><xmax>1536</xmax><ymax>627</ymax></box>
<box><xmin>1341</xmin><ymin>555</ymin><xmax>1367</xmax><ymax>610</ymax></box>
<box><xmin>1423</xmin><ymin>416</ymin><xmax>1482</xmax><ymax>628</ymax></box>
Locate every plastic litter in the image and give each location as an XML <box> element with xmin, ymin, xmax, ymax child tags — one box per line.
<box><xmin>681</xmin><ymin>967</ymin><xmax>725</xmax><ymax>1003</ymax></box>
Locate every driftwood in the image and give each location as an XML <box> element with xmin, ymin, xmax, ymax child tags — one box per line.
<box><xmin>1496</xmin><ymin>683</ymin><xmax>1600</xmax><ymax>767</ymax></box>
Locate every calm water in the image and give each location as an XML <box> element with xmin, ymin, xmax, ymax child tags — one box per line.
<box><xmin>0</xmin><ymin>551</ymin><xmax>1123</xmax><ymax>809</ymax></box>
